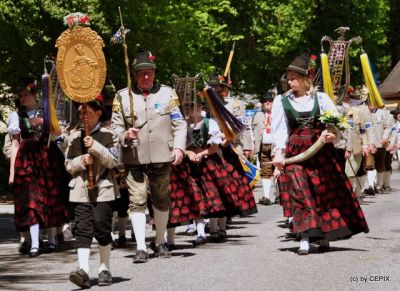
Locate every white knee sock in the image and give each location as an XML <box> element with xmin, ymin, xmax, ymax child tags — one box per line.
<box><xmin>367</xmin><ymin>171</ymin><xmax>375</xmax><ymax>188</ymax></box>
<box><xmin>153</xmin><ymin>207</ymin><xmax>169</xmax><ymax>245</ymax></box>
<box><xmin>299</xmin><ymin>234</ymin><xmax>309</xmax><ymax>251</ymax></box>
<box><xmin>166</xmin><ymin>227</ymin><xmax>175</xmax><ymax>245</ymax></box>
<box><xmin>383</xmin><ymin>171</ymin><xmax>391</xmax><ymax>187</ymax></box>
<box><xmin>118</xmin><ymin>217</ymin><xmax>128</xmax><ymax>237</ymax></box>
<box><xmin>29</xmin><ymin>223</ymin><xmax>40</xmax><ymax>249</ymax></box>
<box><xmin>47</xmin><ymin>227</ymin><xmax>56</xmax><ymax>245</ymax></box>
<box><xmin>376</xmin><ymin>172</ymin><xmax>384</xmax><ymax>188</ymax></box>
<box><xmin>218</xmin><ymin>217</ymin><xmax>227</xmax><ymax>231</ymax></box>
<box><xmin>98</xmin><ymin>244</ymin><xmax>111</xmax><ymax>273</ymax></box>
<box><xmin>261</xmin><ymin>178</ymin><xmax>272</xmax><ymax>199</ymax></box>
<box><xmin>130</xmin><ymin>212</ymin><xmax>147</xmax><ymax>251</ymax></box>
<box><xmin>195</xmin><ymin>219</ymin><xmax>205</xmax><ymax>238</ymax></box>
<box><xmin>210</xmin><ymin>218</ymin><xmax>219</xmax><ymax>233</ymax></box>
<box><xmin>77</xmin><ymin>248</ymin><xmax>90</xmax><ymax>274</ymax></box>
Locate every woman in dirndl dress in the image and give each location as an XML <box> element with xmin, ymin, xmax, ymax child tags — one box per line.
<box><xmin>272</xmin><ymin>55</ymin><xmax>369</xmax><ymax>255</ymax></box>
<box><xmin>167</xmin><ymin>101</ymin><xmax>256</xmax><ymax>247</ymax></box>
<box><xmin>8</xmin><ymin>78</ymin><xmax>69</xmax><ymax>257</ymax></box>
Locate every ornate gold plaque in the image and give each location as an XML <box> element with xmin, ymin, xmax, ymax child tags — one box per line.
<box><xmin>55</xmin><ymin>26</ymin><xmax>106</xmax><ymax>103</ymax></box>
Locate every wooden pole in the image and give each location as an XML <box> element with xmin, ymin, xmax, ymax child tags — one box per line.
<box><xmin>82</xmin><ymin>103</ymin><xmax>95</xmax><ymax>189</ymax></box>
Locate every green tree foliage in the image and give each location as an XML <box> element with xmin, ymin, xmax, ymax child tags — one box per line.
<box><xmin>0</xmin><ymin>0</ymin><xmax>394</xmax><ymax>108</ymax></box>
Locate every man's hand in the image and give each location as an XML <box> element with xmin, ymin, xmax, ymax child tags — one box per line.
<box><xmin>171</xmin><ymin>148</ymin><xmax>184</xmax><ymax>165</ymax></box>
<box><xmin>124</xmin><ymin>127</ymin><xmax>139</xmax><ymax>141</ymax></box>
<box><xmin>344</xmin><ymin>150</ymin><xmax>352</xmax><ymax>160</ymax></box>
<box><xmin>83</xmin><ymin>136</ymin><xmax>94</xmax><ymax>148</ymax></box>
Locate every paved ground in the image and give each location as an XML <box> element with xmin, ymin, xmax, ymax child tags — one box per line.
<box><xmin>1</xmin><ymin>168</ymin><xmax>400</xmax><ymax>291</ymax></box>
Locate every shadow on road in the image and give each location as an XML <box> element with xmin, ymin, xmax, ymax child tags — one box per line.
<box><xmin>278</xmin><ymin>246</ymin><xmax>367</xmax><ymax>255</ymax></box>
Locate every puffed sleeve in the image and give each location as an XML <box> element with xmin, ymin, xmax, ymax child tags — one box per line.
<box><xmin>6</xmin><ymin>112</ymin><xmax>20</xmax><ymax>135</ymax></box>
<box><xmin>207</xmin><ymin>118</ymin><xmax>222</xmax><ymax>145</ymax></box>
<box><xmin>271</xmin><ymin>95</ymin><xmax>288</xmax><ymax>152</ymax></box>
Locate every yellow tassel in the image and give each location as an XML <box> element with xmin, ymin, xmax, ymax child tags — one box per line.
<box><xmin>320</xmin><ymin>53</ymin><xmax>335</xmax><ymax>102</ymax></box>
<box><xmin>360</xmin><ymin>53</ymin><xmax>384</xmax><ymax>108</ymax></box>
<box><xmin>48</xmin><ymin>78</ymin><xmax>62</xmax><ymax>136</ymax></box>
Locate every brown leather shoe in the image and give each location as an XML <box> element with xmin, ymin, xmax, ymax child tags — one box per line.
<box><xmin>133</xmin><ymin>250</ymin><xmax>149</xmax><ymax>263</ymax></box>
<box><xmin>69</xmin><ymin>268</ymin><xmax>90</xmax><ymax>289</ymax></box>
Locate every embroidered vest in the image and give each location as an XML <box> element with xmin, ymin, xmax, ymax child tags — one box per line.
<box><xmin>281</xmin><ymin>94</ymin><xmax>320</xmax><ymax>134</ymax></box>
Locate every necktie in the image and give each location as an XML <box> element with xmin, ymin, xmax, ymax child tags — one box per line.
<box><xmin>265</xmin><ymin>112</ymin><xmax>271</xmax><ymax>134</ymax></box>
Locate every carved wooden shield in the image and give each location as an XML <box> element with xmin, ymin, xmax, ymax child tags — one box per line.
<box><xmin>55</xmin><ymin>26</ymin><xmax>106</xmax><ymax>103</ymax></box>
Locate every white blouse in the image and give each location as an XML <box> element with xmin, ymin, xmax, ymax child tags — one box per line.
<box><xmin>191</xmin><ymin>118</ymin><xmax>222</xmax><ymax>145</ymax></box>
<box><xmin>6</xmin><ymin>109</ymin><xmax>38</xmax><ymax>136</ymax></box>
<box><xmin>271</xmin><ymin>91</ymin><xmax>337</xmax><ymax>151</ymax></box>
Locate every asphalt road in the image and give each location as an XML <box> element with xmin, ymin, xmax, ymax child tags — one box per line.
<box><xmin>1</xmin><ymin>168</ymin><xmax>400</xmax><ymax>291</ymax></box>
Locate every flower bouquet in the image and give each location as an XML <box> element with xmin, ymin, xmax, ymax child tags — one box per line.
<box><xmin>319</xmin><ymin>109</ymin><xmax>349</xmax><ymax>131</ymax></box>
<box><xmin>285</xmin><ymin>109</ymin><xmax>348</xmax><ymax>165</ymax></box>
<box><xmin>63</xmin><ymin>12</ymin><xmax>90</xmax><ymax>28</ymax></box>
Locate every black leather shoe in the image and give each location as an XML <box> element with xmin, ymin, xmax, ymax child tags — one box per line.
<box><xmin>364</xmin><ymin>187</ymin><xmax>375</xmax><ymax>196</ymax></box>
<box><xmin>18</xmin><ymin>241</ymin><xmax>30</xmax><ymax>254</ymax></box>
<box><xmin>69</xmin><ymin>268</ymin><xmax>90</xmax><ymax>289</ymax></box>
<box><xmin>133</xmin><ymin>250</ymin><xmax>149</xmax><ymax>263</ymax></box>
<box><xmin>46</xmin><ymin>243</ymin><xmax>57</xmax><ymax>253</ymax></box>
<box><xmin>154</xmin><ymin>243</ymin><xmax>171</xmax><ymax>258</ymax></box>
<box><xmin>98</xmin><ymin>270</ymin><xmax>112</xmax><ymax>286</ymax></box>
<box><xmin>166</xmin><ymin>243</ymin><xmax>177</xmax><ymax>251</ymax></box>
<box><xmin>210</xmin><ymin>232</ymin><xmax>220</xmax><ymax>243</ymax></box>
<box><xmin>28</xmin><ymin>247</ymin><xmax>40</xmax><ymax>258</ymax></box>
<box><xmin>259</xmin><ymin>197</ymin><xmax>272</xmax><ymax>205</ymax></box>
<box><xmin>218</xmin><ymin>230</ymin><xmax>227</xmax><ymax>242</ymax></box>
<box><xmin>56</xmin><ymin>233</ymin><xmax>65</xmax><ymax>245</ymax></box>
<box><xmin>192</xmin><ymin>236</ymin><xmax>206</xmax><ymax>247</ymax></box>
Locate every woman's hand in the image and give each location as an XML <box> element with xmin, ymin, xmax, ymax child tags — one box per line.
<box><xmin>194</xmin><ymin>153</ymin><xmax>204</xmax><ymax>163</ymax></box>
<box><xmin>272</xmin><ymin>150</ymin><xmax>285</xmax><ymax>171</ymax></box>
<box><xmin>83</xmin><ymin>136</ymin><xmax>94</xmax><ymax>148</ymax></box>
<box><xmin>320</xmin><ymin>131</ymin><xmax>336</xmax><ymax>144</ymax></box>
<box><xmin>186</xmin><ymin>151</ymin><xmax>197</xmax><ymax>162</ymax></box>
<box><xmin>272</xmin><ymin>168</ymin><xmax>281</xmax><ymax>179</ymax></box>
<box><xmin>29</xmin><ymin>117</ymin><xmax>43</xmax><ymax>127</ymax></box>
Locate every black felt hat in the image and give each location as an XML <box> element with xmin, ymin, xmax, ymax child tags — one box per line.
<box><xmin>208</xmin><ymin>72</ymin><xmax>231</xmax><ymax>88</ymax></box>
<box><xmin>260</xmin><ymin>91</ymin><xmax>275</xmax><ymax>102</ymax></box>
<box><xmin>16</xmin><ymin>77</ymin><xmax>37</xmax><ymax>94</ymax></box>
<box><xmin>287</xmin><ymin>54</ymin><xmax>311</xmax><ymax>76</ymax></box>
<box><xmin>132</xmin><ymin>50</ymin><xmax>156</xmax><ymax>71</ymax></box>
